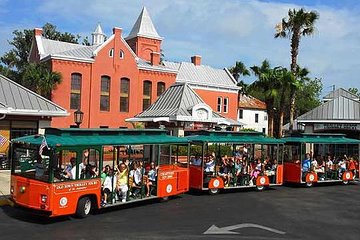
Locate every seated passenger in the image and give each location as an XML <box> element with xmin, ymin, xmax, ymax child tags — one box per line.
<box><xmin>204</xmin><ymin>155</ymin><xmax>215</xmax><ymax>174</ymax></box>
<box><xmin>116</xmin><ymin>163</ymin><xmax>128</xmax><ymax>203</ymax></box>
<box><xmin>348</xmin><ymin>157</ymin><xmax>356</xmax><ymax>177</ymax></box>
<box><xmin>218</xmin><ymin>156</ymin><xmax>230</xmax><ymax>187</ymax></box>
<box><xmin>34</xmin><ymin>155</ymin><xmax>45</xmax><ymax>178</ymax></box>
<box><xmin>250</xmin><ymin>159</ymin><xmax>262</xmax><ymax>184</ymax></box>
<box><xmin>130</xmin><ymin>161</ymin><xmax>143</xmax><ymax>187</ymax></box>
<box><xmin>192</xmin><ymin>155</ymin><xmax>202</xmax><ymax>166</ymax></box>
<box><xmin>102</xmin><ymin>169</ymin><xmax>117</xmax><ymax>206</ymax></box>
<box><xmin>146</xmin><ymin>161</ymin><xmax>158</xmax><ymax>197</ymax></box>
<box><xmin>338</xmin><ymin>157</ymin><xmax>347</xmax><ymax>177</ymax></box>
<box><xmin>302</xmin><ymin>153</ymin><xmax>311</xmax><ymax>177</ymax></box>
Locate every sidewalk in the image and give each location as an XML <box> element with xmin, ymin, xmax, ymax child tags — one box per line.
<box><xmin>0</xmin><ymin>170</ymin><xmax>10</xmax><ymax>196</ymax></box>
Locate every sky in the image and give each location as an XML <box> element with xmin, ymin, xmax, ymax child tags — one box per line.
<box><xmin>0</xmin><ymin>0</ymin><xmax>359</xmax><ymax>96</ymax></box>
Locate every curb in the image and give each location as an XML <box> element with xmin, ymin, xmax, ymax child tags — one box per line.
<box><xmin>0</xmin><ymin>196</ymin><xmax>13</xmax><ymax>207</ymax></box>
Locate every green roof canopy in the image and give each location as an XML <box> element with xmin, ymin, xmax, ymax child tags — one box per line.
<box><xmin>12</xmin><ymin>128</ymin><xmax>189</xmax><ymax>147</ymax></box>
<box><xmin>185</xmin><ymin>130</ymin><xmax>284</xmax><ymax>144</ymax></box>
<box><xmin>283</xmin><ymin>133</ymin><xmax>360</xmax><ymax>144</ymax></box>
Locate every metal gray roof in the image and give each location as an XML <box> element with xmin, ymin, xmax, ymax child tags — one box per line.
<box><xmin>136</xmin><ymin>83</ymin><xmax>203</xmax><ymax>118</ymax></box>
<box><xmin>136</xmin><ymin>58</ymin><xmax>178</xmax><ymax>73</ymax></box>
<box><xmin>125</xmin><ymin>7</ymin><xmax>162</xmax><ymax>40</ymax></box>
<box><xmin>0</xmin><ymin>74</ymin><xmax>68</xmax><ymax>116</ymax></box>
<box><xmin>323</xmin><ymin>88</ymin><xmax>359</xmax><ymax>101</ymax></box>
<box><xmin>40</xmin><ymin>38</ymin><xmax>97</xmax><ymax>61</ymax></box>
<box><xmin>297</xmin><ymin>95</ymin><xmax>360</xmax><ymax>121</ymax></box>
<box><xmin>131</xmin><ymin>83</ymin><xmax>244</xmax><ymax>126</ymax></box>
<box><xmin>163</xmin><ymin>61</ymin><xmax>239</xmax><ymax>90</ymax></box>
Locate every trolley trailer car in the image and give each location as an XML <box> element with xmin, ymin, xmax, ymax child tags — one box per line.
<box><xmin>283</xmin><ymin>133</ymin><xmax>360</xmax><ymax>187</ymax></box>
<box><xmin>185</xmin><ymin>130</ymin><xmax>284</xmax><ymax>194</ymax></box>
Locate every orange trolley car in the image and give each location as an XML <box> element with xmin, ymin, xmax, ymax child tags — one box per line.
<box><xmin>185</xmin><ymin>130</ymin><xmax>284</xmax><ymax>194</ymax></box>
<box><xmin>283</xmin><ymin>133</ymin><xmax>360</xmax><ymax>187</ymax></box>
<box><xmin>10</xmin><ymin>128</ymin><xmax>189</xmax><ymax>217</ymax></box>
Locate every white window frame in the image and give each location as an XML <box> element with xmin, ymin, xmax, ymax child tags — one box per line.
<box><xmin>109</xmin><ymin>48</ymin><xmax>114</xmax><ymax>57</ymax></box>
<box><xmin>119</xmin><ymin>50</ymin><xmax>124</xmax><ymax>59</ymax></box>
<box><xmin>217</xmin><ymin>97</ymin><xmax>222</xmax><ymax>113</ymax></box>
<box><xmin>255</xmin><ymin>113</ymin><xmax>259</xmax><ymax>123</ymax></box>
<box><xmin>223</xmin><ymin>97</ymin><xmax>229</xmax><ymax>113</ymax></box>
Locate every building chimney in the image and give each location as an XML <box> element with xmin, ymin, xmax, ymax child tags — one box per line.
<box><xmin>151</xmin><ymin>52</ymin><xmax>161</xmax><ymax>66</ymax></box>
<box><xmin>113</xmin><ymin>27</ymin><xmax>122</xmax><ymax>36</ymax></box>
<box><xmin>191</xmin><ymin>55</ymin><xmax>201</xmax><ymax>66</ymax></box>
<box><xmin>34</xmin><ymin>28</ymin><xmax>43</xmax><ymax>37</ymax></box>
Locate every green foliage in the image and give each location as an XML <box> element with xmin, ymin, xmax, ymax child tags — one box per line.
<box><xmin>295</xmin><ymin>77</ymin><xmax>322</xmax><ymax>116</ymax></box>
<box><xmin>0</xmin><ymin>23</ymin><xmax>84</xmax><ymax>98</ymax></box>
<box><xmin>22</xmin><ymin>62</ymin><xmax>62</xmax><ymax>99</ymax></box>
<box><xmin>348</xmin><ymin>88</ymin><xmax>360</xmax><ymax>97</ymax></box>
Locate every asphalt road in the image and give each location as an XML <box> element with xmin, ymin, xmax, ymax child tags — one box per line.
<box><xmin>1</xmin><ymin>183</ymin><xmax>360</xmax><ymax>240</ymax></box>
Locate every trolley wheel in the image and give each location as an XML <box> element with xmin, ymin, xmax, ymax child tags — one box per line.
<box><xmin>305</xmin><ymin>182</ymin><xmax>313</xmax><ymax>188</ymax></box>
<box><xmin>342</xmin><ymin>180</ymin><xmax>349</xmax><ymax>185</ymax></box>
<box><xmin>75</xmin><ymin>196</ymin><xmax>92</xmax><ymax>218</ymax></box>
<box><xmin>209</xmin><ymin>188</ymin><xmax>219</xmax><ymax>195</ymax></box>
<box><xmin>256</xmin><ymin>185</ymin><xmax>265</xmax><ymax>191</ymax></box>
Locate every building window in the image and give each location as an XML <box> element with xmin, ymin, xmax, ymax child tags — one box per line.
<box><xmin>120</xmin><ymin>78</ymin><xmax>130</xmax><ymax>112</ymax></box>
<box><xmin>70</xmin><ymin>73</ymin><xmax>81</xmax><ymax>110</ymax></box>
<box><xmin>262</xmin><ymin>128</ymin><xmax>266</xmax><ymax>134</ymax></box>
<box><xmin>239</xmin><ymin>109</ymin><xmax>243</xmax><ymax>119</ymax></box>
<box><xmin>143</xmin><ymin>80</ymin><xmax>152</xmax><ymax>111</ymax></box>
<box><xmin>255</xmin><ymin>113</ymin><xmax>259</xmax><ymax>123</ymax></box>
<box><xmin>100</xmin><ymin>76</ymin><xmax>110</xmax><ymax>111</ymax></box>
<box><xmin>223</xmin><ymin>97</ymin><xmax>229</xmax><ymax>113</ymax></box>
<box><xmin>119</xmin><ymin>50</ymin><xmax>124</xmax><ymax>59</ymax></box>
<box><xmin>109</xmin><ymin>48</ymin><xmax>114</xmax><ymax>57</ymax></box>
<box><xmin>217</xmin><ymin>97</ymin><xmax>222</xmax><ymax>112</ymax></box>
<box><xmin>264</xmin><ymin>115</ymin><xmax>268</xmax><ymax>121</ymax></box>
<box><xmin>157</xmin><ymin>82</ymin><xmax>165</xmax><ymax>96</ymax></box>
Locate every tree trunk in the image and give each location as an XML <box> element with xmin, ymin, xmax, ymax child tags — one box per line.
<box><xmin>289</xmin><ymin>92</ymin><xmax>296</xmax><ymax>131</ymax></box>
<box><xmin>266</xmin><ymin>100</ymin><xmax>275</xmax><ymax>137</ymax></box>
<box><xmin>289</xmin><ymin>30</ymin><xmax>300</xmax><ymax>131</ymax></box>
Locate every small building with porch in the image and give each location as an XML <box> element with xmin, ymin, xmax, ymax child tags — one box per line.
<box><xmin>0</xmin><ymin>74</ymin><xmax>68</xmax><ymax>168</ymax></box>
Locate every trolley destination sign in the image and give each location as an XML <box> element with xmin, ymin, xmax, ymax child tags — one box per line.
<box><xmin>314</xmin><ymin>123</ymin><xmax>360</xmax><ymax>131</ymax></box>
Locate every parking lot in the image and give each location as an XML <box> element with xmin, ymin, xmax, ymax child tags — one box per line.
<box><xmin>1</xmin><ymin>182</ymin><xmax>360</xmax><ymax>240</ymax></box>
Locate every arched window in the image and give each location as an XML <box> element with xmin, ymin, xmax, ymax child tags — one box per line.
<box><xmin>119</xmin><ymin>50</ymin><xmax>124</xmax><ymax>59</ymax></box>
<box><xmin>120</xmin><ymin>78</ymin><xmax>130</xmax><ymax>112</ymax></box>
<box><xmin>100</xmin><ymin>76</ymin><xmax>110</xmax><ymax>111</ymax></box>
<box><xmin>157</xmin><ymin>82</ymin><xmax>165</xmax><ymax>97</ymax></box>
<box><xmin>70</xmin><ymin>73</ymin><xmax>81</xmax><ymax>110</ymax></box>
<box><xmin>143</xmin><ymin>80</ymin><xmax>152</xmax><ymax>111</ymax></box>
<box><xmin>109</xmin><ymin>48</ymin><xmax>114</xmax><ymax>57</ymax></box>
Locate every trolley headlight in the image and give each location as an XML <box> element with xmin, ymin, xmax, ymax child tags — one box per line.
<box><xmin>10</xmin><ymin>186</ymin><xmax>14</xmax><ymax>194</ymax></box>
<box><xmin>41</xmin><ymin>194</ymin><xmax>47</xmax><ymax>203</ymax></box>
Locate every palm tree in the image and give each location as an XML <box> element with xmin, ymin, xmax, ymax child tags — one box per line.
<box><xmin>275</xmin><ymin>8</ymin><xmax>319</xmax><ymax>130</ymax></box>
<box><xmin>229</xmin><ymin>61</ymin><xmax>250</xmax><ymax>94</ymax></box>
<box><xmin>250</xmin><ymin>60</ymin><xmax>282</xmax><ymax>137</ymax></box>
<box><xmin>22</xmin><ymin>63</ymin><xmax>62</xmax><ymax>99</ymax></box>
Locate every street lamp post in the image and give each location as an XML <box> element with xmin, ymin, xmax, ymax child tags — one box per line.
<box><xmin>74</xmin><ymin>109</ymin><xmax>84</xmax><ymax>128</ymax></box>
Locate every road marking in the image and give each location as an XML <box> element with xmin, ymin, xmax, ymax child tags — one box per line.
<box><xmin>203</xmin><ymin>223</ymin><xmax>286</xmax><ymax>235</ymax></box>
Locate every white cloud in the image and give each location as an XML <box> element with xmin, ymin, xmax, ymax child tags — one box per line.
<box><xmin>0</xmin><ymin>0</ymin><xmax>359</xmax><ymax>90</ymax></box>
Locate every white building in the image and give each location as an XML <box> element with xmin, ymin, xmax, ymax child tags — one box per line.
<box><xmin>238</xmin><ymin>94</ymin><xmax>268</xmax><ymax>134</ymax></box>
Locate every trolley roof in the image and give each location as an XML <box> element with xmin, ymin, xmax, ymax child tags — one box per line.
<box><xmin>185</xmin><ymin>130</ymin><xmax>284</xmax><ymax>144</ymax></box>
<box><xmin>283</xmin><ymin>133</ymin><xmax>360</xmax><ymax>144</ymax></box>
<box><xmin>12</xmin><ymin>128</ymin><xmax>189</xmax><ymax>147</ymax></box>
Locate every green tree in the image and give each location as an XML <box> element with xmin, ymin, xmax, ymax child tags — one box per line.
<box><xmin>275</xmin><ymin>8</ymin><xmax>319</xmax><ymax>131</ymax></box>
<box><xmin>22</xmin><ymin>63</ymin><xmax>62</xmax><ymax>99</ymax></box>
<box><xmin>0</xmin><ymin>23</ymin><xmax>82</xmax><ymax>97</ymax></box>
<box><xmin>295</xmin><ymin>77</ymin><xmax>322</xmax><ymax>116</ymax></box>
<box><xmin>250</xmin><ymin>60</ymin><xmax>282</xmax><ymax>137</ymax></box>
<box><xmin>229</xmin><ymin>61</ymin><xmax>250</xmax><ymax>94</ymax></box>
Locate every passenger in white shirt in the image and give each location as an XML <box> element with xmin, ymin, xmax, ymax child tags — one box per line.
<box><xmin>102</xmin><ymin>170</ymin><xmax>117</xmax><ymax>206</ymax></box>
<box><xmin>192</xmin><ymin>156</ymin><xmax>202</xmax><ymax>166</ymax></box>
